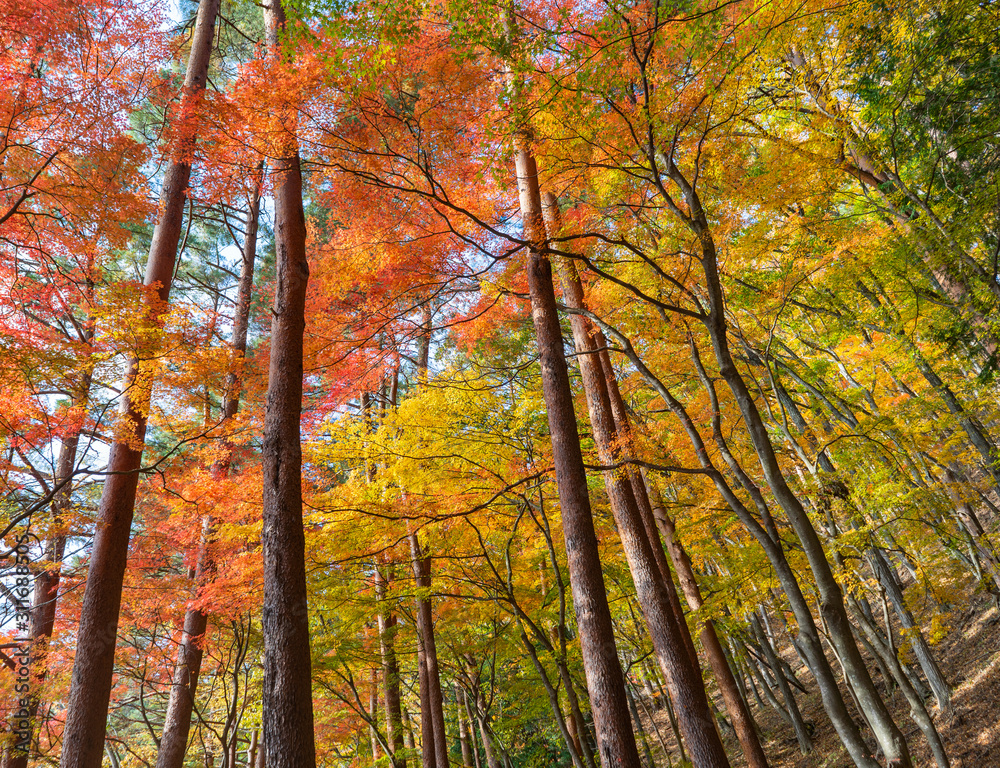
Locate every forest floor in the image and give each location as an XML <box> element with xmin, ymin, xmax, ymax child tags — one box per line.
<box><xmin>643</xmin><ymin>589</ymin><xmax>1000</xmax><ymax>768</ymax></box>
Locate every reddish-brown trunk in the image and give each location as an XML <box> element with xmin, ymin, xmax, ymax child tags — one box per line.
<box><xmin>157</xmin><ymin>171</ymin><xmax>261</xmax><ymax>768</ymax></box>
<box><xmin>416</xmin><ymin>641</ymin><xmax>435</xmax><ymax>768</ymax></box>
<box><xmin>259</xmin><ymin>3</ymin><xmax>316</xmax><ymax>765</ymax></box>
<box><xmin>646</xmin><ymin>480</ymin><xmax>770</xmax><ymax>768</ymax></box>
<box><xmin>543</xmin><ymin>194</ymin><xmax>729</xmax><ymax>768</ymax></box>
<box><xmin>511</xmin><ymin>134</ymin><xmax>640</xmax><ymax>768</ymax></box>
<box><xmin>409</xmin><ymin>533</ymin><xmax>448</xmax><ymax>768</ymax></box>
<box><xmin>593</xmin><ymin>341</ymin><xmax>699</xmax><ymax>670</ymax></box>
<box><xmin>58</xmin><ymin>3</ymin><xmax>220</xmax><ymax>766</ymax></box>
<box><xmin>375</xmin><ymin>563</ymin><xmax>406</xmax><ymax>768</ymax></box>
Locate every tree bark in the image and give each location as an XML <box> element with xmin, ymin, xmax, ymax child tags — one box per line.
<box><xmin>659</xmin><ymin>155</ymin><xmax>911</xmax><ymax>768</ymax></box>
<box><xmin>543</xmin><ymin>194</ymin><xmax>730</xmax><ymax>768</ymax></box>
<box><xmin>456</xmin><ymin>682</ymin><xmax>474</xmax><ymax>768</ymax></box>
<box><xmin>610</xmin><ymin>338</ymin><xmax>881</xmax><ymax>768</ymax></box>
<box><xmin>58</xmin><ymin>2</ymin><xmax>220</xmax><ymax>766</ymax></box>
<box><xmin>624</xmin><ymin>683</ymin><xmax>656</xmax><ymax>768</ymax></box>
<box><xmin>516</xmin><ymin>619</ymin><xmax>585</xmax><ymax>768</ymax></box>
<box><xmin>500</xmin><ymin>7</ymin><xmax>641</xmax><ymax>762</ymax></box>
<box><xmin>259</xmin><ymin>3</ymin><xmax>316</xmax><ymax>766</ymax></box>
<box><xmin>868</xmin><ymin>549</ymin><xmax>951</xmax><ymax>712</ymax></box>
<box><xmin>4</xmin><ymin>348</ymin><xmax>94</xmax><ymax>768</ymax></box>
<box><xmin>370</xmin><ymin>668</ymin><xmax>382</xmax><ymax>763</ymax></box>
<box><xmin>472</xmin><ymin>682</ymin><xmax>501</xmax><ymax>768</ymax></box>
<box><xmin>591</xmin><ymin>332</ymin><xmax>699</xmax><ymax>672</ymax></box>
<box><xmin>510</xmin><ymin>130</ymin><xmax>641</xmax><ymax>768</ymax></box>
<box><xmin>157</xmin><ymin>170</ymin><xmax>261</xmax><ymax>768</ymax></box>
<box><xmin>458</xmin><ymin>691</ymin><xmax>481</xmax><ymax>768</ymax></box>
<box><xmin>750</xmin><ymin>615</ymin><xmax>811</xmax><ymax>752</ymax></box>
<box><xmin>247</xmin><ymin>730</ymin><xmax>259</xmax><ymax>768</ymax></box>
<box><xmin>402</xmin><ymin>706</ymin><xmax>417</xmax><ymax>754</ymax></box>
<box><xmin>848</xmin><ymin>600</ymin><xmax>950</xmax><ymax>768</ymax></box>
<box><xmin>376</xmin><ymin>563</ymin><xmax>406</xmax><ymax>768</ymax></box>
<box><xmin>408</xmin><ymin>532</ymin><xmax>449</xmax><ymax>768</ymax></box>
<box><xmin>417</xmin><ymin>642</ymin><xmax>435</xmax><ymax>768</ymax></box>
<box><xmin>644</xmin><ymin>479</ymin><xmax>771</xmax><ymax>768</ymax></box>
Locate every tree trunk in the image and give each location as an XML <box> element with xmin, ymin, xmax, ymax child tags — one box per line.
<box><xmin>542</xmin><ymin>193</ymin><xmax>730</xmax><ymax>768</ymax></box>
<box><xmin>408</xmin><ymin>532</ymin><xmax>449</xmax><ymax>768</ymax></box>
<box><xmin>458</xmin><ymin>691</ymin><xmax>481</xmax><ymax>768</ymax></box>
<box><xmin>592</xmin><ymin>336</ymin><xmax>699</xmax><ymax>673</ymax></box>
<box><xmin>58</xmin><ymin>2</ymin><xmax>220</xmax><ymax>766</ymax></box>
<box><xmin>510</xmin><ymin>127</ymin><xmax>641</xmax><ymax>768</ymax></box>
<box><xmin>472</xmin><ymin>684</ymin><xmax>501</xmax><ymax>768</ymax></box>
<box><xmin>624</xmin><ymin>684</ymin><xmax>656</xmax><ymax>768</ymax></box>
<box><xmin>645</xmin><ymin>479</ymin><xmax>771</xmax><ymax>768</ymax></box>
<box><xmin>456</xmin><ymin>683</ymin><xmax>474</xmax><ymax>768</ymax></box>
<box><xmin>370</xmin><ymin>669</ymin><xmax>382</xmax><ymax>763</ymax></box>
<box><xmin>157</xmin><ymin>171</ymin><xmax>261</xmax><ymax>768</ymax></box>
<box><xmin>750</xmin><ymin>615</ymin><xmax>811</xmax><ymax>753</ymax></box>
<box><xmin>247</xmin><ymin>730</ymin><xmax>259</xmax><ymax>768</ymax></box>
<box><xmin>667</xmin><ymin>158</ymin><xmax>911</xmax><ymax>768</ymax></box>
<box><xmin>417</xmin><ymin>643</ymin><xmax>435</xmax><ymax>768</ymax></box>
<box><xmin>848</xmin><ymin>600</ymin><xmax>950</xmax><ymax>768</ymax></box>
<box><xmin>402</xmin><ymin>706</ymin><xmax>417</xmax><ymax>754</ymax></box>
<box><xmin>497</xmin><ymin>5</ymin><xmax>643</xmax><ymax>761</ymax></box>
<box><xmin>615</xmin><ymin>341</ymin><xmax>881</xmax><ymax>768</ymax></box>
<box><xmin>868</xmin><ymin>549</ymin><xmax>951</xmax><ymax>712</ymax></box>
<box><xmin>376</xmin><ymin>563</ymin><xmax>406</xmax><ymax>768</ymax></box>
<box><xmin>259</xmin><ymin>3</ymin><xmax>316</xmax><ymax>766</ymax></box>
<box><xmin>4</xmin><ymin>353</ymin><xmax>94</xmax><ymax>768</ymax></box>
<box><xmin>516</xmin><ymin>620</ymin><xmax>585</xmax><ymax>768</ymax></box>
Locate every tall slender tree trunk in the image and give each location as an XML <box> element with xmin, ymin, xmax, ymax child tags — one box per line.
<box><xmin>501</xmin><ymin>8</ymin><xmax>645</xmax><ymax>765</ymax></box>
<box><xmin>456</xmin><ymin>682</ymin><xmax>474</xmax><ymax>768</ymax></box>
<box><xmin>408</xmin><ymin>301</ymin><xmax>447</xmax><ymax>768</ymax></box>
<box><xmin>508</xmin><ymin>114</ymin><xmax>641</xmax><ymax>768</ymax></box>
<box><xmin>515</xmin><ymin>617</ymin><xmax>585</xmax><ymax>768</ymax></box>
<box><xmin>542</xmin><ymin>194</ymin><xmax>698</xmax><ymax>670</ymax></box>
<box><xmin>624</xmin><ymin>683</ymin><xmax>656</xmax><ymax>768</ymax></box>
<box><xmin>848</xmin><ymin>601</ymin><xmax>951</xmax><ymax>768</ymax></box>
<box><xmin>157</xmin><ymin>171</ymin><xmax>262</xmax><ymax>768</ymax></box>
<box><xmin>645</xmin><ymin>479</ymin><xmax>771</xmax><ymax>768</ymax></box>
<box><xmin>376</xmin><ymin>563</ymin><xmax>406</xmax><ymax>768</ymax></box>
<box><xmin>370</xmin><ymin>668</ymin><xmax>382</xmax><ymax>763</ymax></box>
<box><xmin>542</xmin><ymin>194</ymin><xmax>730</xmax><ymax>768</ymax></box>
<box><xmin>409</xmin><ymin>532</ymin><xmax>449</xmax><ymax>768</ymax></box>
<box><xmin>3</xmin><ymin>344</ymin><xmax>94</xmax><ymax>768</ymax></box>
<box><xmin>58</xmin><ymin>3</ymin><xmax>220</xmax><ymax>765</ymax></box>
<box><xmin>416</xmin><ymin>641</ymin><xmax>435</xmax><ymax>768</ymax></box>
<box><xmin>471</xmin><ymin>683</ymin><xmax>501</xmax><ymax>768</ymax></box>
<box><xmin>247</xmin><ymin>730</ymin><xmax>259</xmax><ymax>768</ymax></box>
<box><xmin>749</xmin><ymin>615</ymin><xmax>811</xmax><ymax>752</ymax></box>
<box><xmin>612</xmin><ymin>339</ymin><xmax>882</xmax><ymax>768</ymax></box>
<box><xmin>587</xmin><ymin>327</ymin><xmax>699</xmax><ymax>672</ymax></box>
<box><xmin>459</xmin><ymin>690</ymin><xmax>482</xmax><ymax>768</ymax></box>
<box><xmin>868</xmin><ymin>550</ymin><xmax>950</xmax><ymax>712</ymax></box>
<box><xmin>259</xmin><ymin>3</ymin><xmax>316</xmax><ymax>765</ymax></box>
<box><xmin>659</xmin><ymin>156</ymin><xmax>911</xmax><ymax>768</ymax></box>
<box><xmin>402</xmin><ymin>706</ymin><xmax>417</xmax><ymax>754</ymax></box>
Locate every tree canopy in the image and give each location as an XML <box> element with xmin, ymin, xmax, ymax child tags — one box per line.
<box><xmin>2</xmin><ymin>0</ymin><xmax>1000</xmax><ymax>767</ymax></box>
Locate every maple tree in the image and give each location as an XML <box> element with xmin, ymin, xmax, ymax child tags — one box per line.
<box><xmin>2</xmin><ymin>0</ymin><xmax>1000</xmax><ymax>766</ymax></box>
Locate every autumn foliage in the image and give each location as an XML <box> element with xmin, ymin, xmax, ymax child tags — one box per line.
<box><xmin>2</xmin><ymin>0</ymin><xmax>1000</xmax><ymax>767</ymax></box>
